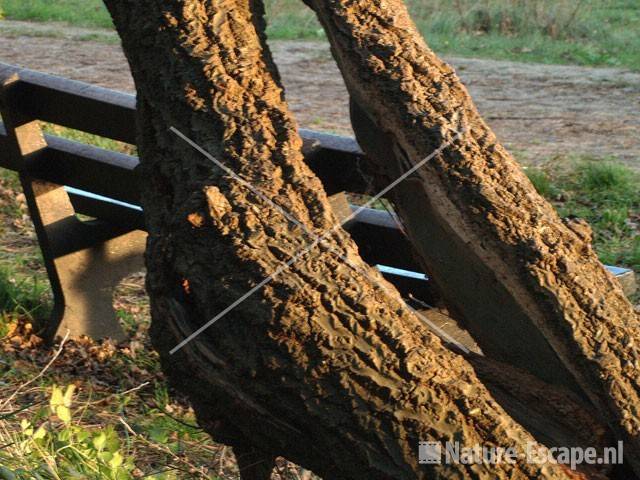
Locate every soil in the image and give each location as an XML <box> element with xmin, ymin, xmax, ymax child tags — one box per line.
<box><xmin>0</xmin><ymin>20</ymin><xmax>638</xmax><ymax>168</ymax></box>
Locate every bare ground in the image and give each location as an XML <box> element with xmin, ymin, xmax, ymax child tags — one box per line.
<box><xmin>0</xmin><ymin>20</ymin><xmax>638</xmax><ymax>167</ymax></box>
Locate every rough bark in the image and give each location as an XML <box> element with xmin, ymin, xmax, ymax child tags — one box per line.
<box><xmin>468</xmin><ymin>354</ymin><xmax>614</xmax><ymax>479</ymax></box>
<box><xmin>104</xmin><ymin>0</ymin><xmax>583</xmax><ymax>478</ymax></box>
<box><xmin>302</xmin><ymin>0</ymin><xmax>640</xmax><ymax>472</ymax></box>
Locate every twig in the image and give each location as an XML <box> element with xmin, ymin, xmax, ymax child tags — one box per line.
<box><xmin>84</xmin><ymin>381</ymin><xmax>151</xmax><ymax>406</ymax></box>
<box><xmin>218</xmin><ymin>446</ymin><xmax>227</xmax><ymax>477</ymax></box>
<box><xmin>145</xmin><ymin>398</ymin><xmax>202</xmax><ymax>431</ymax></box>
<box><xmin>0</xmin><ymin>399</ymin><xmax>45</xmax><ymax>420</ymax></box>
<box><xmin>0</xmin><ymin>330</ymin><xmax>70</xmax><ymax>410</ymax></box>
<box><xmin>140</xmin><ymin>467</ymin><xmax>179</xmax><ymax>478</ymax></box>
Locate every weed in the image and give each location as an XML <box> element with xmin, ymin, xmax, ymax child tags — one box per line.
<box><xmin>525</xmin><ymin>167</ymin><xmax>556</xmax><ymax>198</ymax></box>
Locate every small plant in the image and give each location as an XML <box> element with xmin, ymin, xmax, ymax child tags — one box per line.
<box><xmin>0</xmin><ymin>385</ymin><xmax>136</xmax><ymax>479</ymax></box>
<box><xmin>0</xmin><ymin>266</ymin><xmax>49</xmax><ymax>322</ymax></box>
<box><xmin>418</xmin><ymin>0</ymin><xmax>594</xmax><ymax>39</ymax></box>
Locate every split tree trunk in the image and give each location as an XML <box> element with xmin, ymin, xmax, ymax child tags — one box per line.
<box><xmin>104</xmin><ymin>0</ymin><xmax>582</xmax><ymax>478</ymax></box>
<box><xmin>304</xmin><ymin>0</ymin><xmax>640</xmax><ymax>472</ymax></box>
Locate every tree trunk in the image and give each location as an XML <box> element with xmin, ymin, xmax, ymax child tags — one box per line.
<box><xmin>304</xmin><ymin>0</ymin><xmax>640</xmax><ymax>472</ymax></box>
<box><xmin>104</xmin><ymin>0</ymin><xmax>581</xmax><ymax>478</ymax></box>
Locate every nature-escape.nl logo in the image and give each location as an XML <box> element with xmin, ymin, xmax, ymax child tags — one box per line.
<box><xmin>418</xmin><ymin>440</ymin><xmax>624</xmax><ymax>471</ymax></box>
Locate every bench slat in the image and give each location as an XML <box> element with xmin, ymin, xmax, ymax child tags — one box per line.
<box><xmin>0</xmin><ymin>62</ymin><xmax>137</xmax><ymax>144</ymax></box>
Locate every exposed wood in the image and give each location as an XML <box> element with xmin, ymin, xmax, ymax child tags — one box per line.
<box><xmin>302</xmin><ymin>0</ymin><xmax>639</xmax><ymax>472</ymax></box>
<box><xmin>103</xmin><ymin>0</ymin><xmax>581</xmax><ymax>478</ymax></box>
<box><xmin>616</xmin><ymin>270</ymin><xmax>637</xmax><ymax>297</ymax></box>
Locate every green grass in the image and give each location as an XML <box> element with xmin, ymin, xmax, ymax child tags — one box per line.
<box><xmin>1</xmin><ymin>0</ymin><xmax>638</xmax><ymax>69</ymax></box>
<box><xmin>526</xmin><ymin>157</ymin><xmax>640</xmax><ymax>273</ymax></box>
<box><xmin>0</xmin><ymin>0</ymin><xmax>114</xmax><ymax>29</ymax></box>
<box><xmin>411</xmin><ymin>0</ymin><xmax>640</xmax><ymax>69</ymax></box>
<box><xmin>1</xmin><ymin>386</ymin><xmax>137</xmax><ymax>479</ymax></box>
<box><xmin>0</xmin><ymin>310</ymin><xmax>309</xmax><ymax>478</ymax></box>
<box><xmin>42</xmin><ymin>124</ymin><xmax>136</xmax><ymax>155</ymax></box>
<box><xmin>0</xmin><ymin>265</ymin><xmax>49</xmax><ymax>323</ymax></box>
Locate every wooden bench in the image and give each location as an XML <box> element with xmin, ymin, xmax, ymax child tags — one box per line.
<box><xmin>0</xmin><ymin>62</ymin><xmax>634</xmax><ymax>341</ymax></box>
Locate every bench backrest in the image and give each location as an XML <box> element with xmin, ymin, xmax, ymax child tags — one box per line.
<box><xmin>0</xmin><ymin>63</ymin><xmax>373</xmax><ymax>225</ymax></box>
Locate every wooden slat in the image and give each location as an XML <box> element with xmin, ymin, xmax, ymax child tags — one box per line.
<box><xmin>0</xmin><ymin>126</ymin><xmax>140</xmax><ymax>205</ymax></box>
<box><xmin>302</xmin><ymin>130</ymin><xmax>371</xmax><ymax>195</ymax></box>
<box><xmin>67</xmin><ymin>190</ymin><xmax>144</xmax><ymax>232</ymax></box>
<box><xmin>0</xmin><ymin>63</ymin><xmax>369</xmax><ymax>194</ymax></box>
<box><xmin>0</xmin><ymin>62</ymin><xmax>137</xmax><ymax>144</ymax></box>
<box><xmin>1</xmin><ymin>121</ymin><xmax>367</xmax><ymax>200</ymax></box>
<box><xmin>32</xmin><ymin>135</ymin><xmax>140</xmax><ymax>205</ymax></box>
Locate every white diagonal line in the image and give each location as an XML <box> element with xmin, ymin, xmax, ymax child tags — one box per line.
<box><xmin>170</xmin><ymin>127</ymin><xmax>467</xmax><ymax>354</ymax></box>
<box><xmin>171</xmin><ymin>127</ymin><xmax>460</xmax><ymax>236</ymax></box>
<box><xmin>344</xmin><ymin>137</ymin><xmax>460</xmax><ymax>227</ymax></box>
<box><xmin>170</xmin><ymin>127</ymin><xmax>307</xmax><ymax>229</ymax></box>
<box><xmin>170</xmin><ymin>245</ymin><xmax>316</xmax><ymax>354</ymax></box>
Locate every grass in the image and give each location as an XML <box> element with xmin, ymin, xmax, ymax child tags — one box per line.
<box><xmin>0</xmin><ymin>0</ymin><xmax>114</xmax><ymax>29</ymax></box>
<box><xmin>41</xmin><ymin>124</ymin><xmax>136</xmax><ymax>155</ymax></box>
<box><xmin>0</xmin><ymin>265</ymin><xmax>49</xmax><ymax>325</ymax></box>
<box><xmin>1</xmin><ymin>153</ymin><xmax>637</xmax><ymax>477</ymax></box>
<box><xmin>526</xmin><ymin>157</ymin><xmax>640</xmax><ymax>273</ymax></box>
<box><xmin>410</xmin><ymin>0</ymin><xmax>640</xmax><ymax>69</ymax></box>
<box><xmin>0</xmin><ymin>0</ymin><xmax>639</xmax><ymax>69</ymax></box>
<box><xmin>0</xmin><ymin>313</ymin><xmax>316</xmax><ymax>478</ymax></box>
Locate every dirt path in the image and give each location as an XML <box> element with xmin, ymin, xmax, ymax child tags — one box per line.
<box><xmin>1</xmin><ymin>20</ymin><xmax>639</xmax><ymax>167</ymax></box>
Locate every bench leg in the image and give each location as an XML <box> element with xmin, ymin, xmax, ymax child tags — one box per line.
<box><xmin>20</xmin><ymin>175</ymin><xmax>147</xmax><ymax>342</ymax></box>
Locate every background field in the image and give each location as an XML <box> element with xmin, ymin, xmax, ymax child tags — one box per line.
<box><xmin>0</xmin><ymin>0</ymin><xmax>639</xmax><ymax>69</ymax></box>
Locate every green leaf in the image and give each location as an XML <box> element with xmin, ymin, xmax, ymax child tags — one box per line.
<box><xmin>148</xmin><ymin>425</ymin><xmax>169</xmax><ymax>444</ymax></box>
<box><xmin>98</xmin><ymin>450</ymin><xmax>113</xmax><ymax>462</ymax></box>
<box><xmin>50</xmin><ymin>384</ymin><xmax>75</xmax><ymax>419</ymax></box>
<box><xmin>32</xmin><ymin>426</ymin><xmax>47</xmax><ymax>440</ymax></box>
<box><xmin>20</xmin><ymin>419</ymin><xmax>33</xmax><ymax>436</ymax></box>
<box><xmin>56</xmin><ymin>405</ymin><xmax>72</xmax><ymax>424</ymax></box>
<box><xmin>103</xmin><ymin>427</ymin><xmax>121</xmax><ymax>452</ymax></box>
<box><xmin>50</xmin><ymin>385</ymin><xmax>64</xmax><ymax>413</ymax></box>
<box><xmin>109</xmin><ymin>451</ymin><xmax>123</xmax><ymax>468</ymax></box>
<box><xmin>76</xmin><ymin>429</ymin><xmax>90</xmax><ymax>442</ymax></box>
<box><xmin>93</xmin><ymin>432</ymin><xmax>107</xmax><ymax>451</ymax></box>
<box><xmin>63</xmin><ymin>385</ymin><xmax>76</xmax><ymax>406</ymax></box>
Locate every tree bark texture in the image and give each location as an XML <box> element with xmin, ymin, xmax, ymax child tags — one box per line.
<box><xmin>104</xmin><ymin>0</ymin><xmax>584</xmax><ymax>478</ymax></box>
<box><xmin>304</xmin><ymin>0</ymin><xmax>640</xmax><ymax>472</ymax></box>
